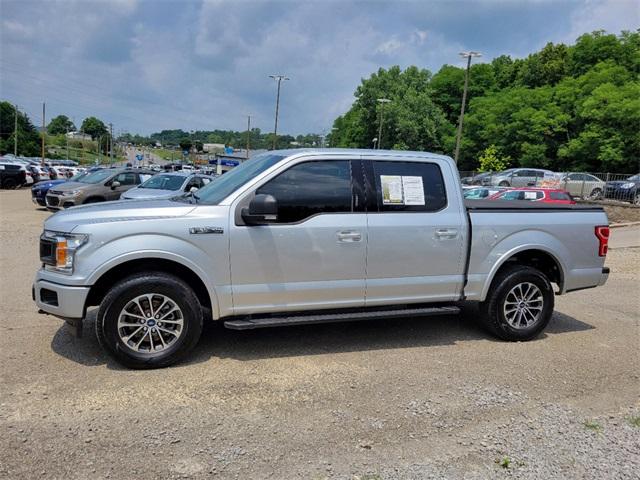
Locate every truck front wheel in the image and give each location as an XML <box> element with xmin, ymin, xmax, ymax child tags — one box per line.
<box><xmin>96</xmin><ymin>272</ymin><xmax>203</xmax><ymax>369</ymax></box>
<box><xmin>479</xmin><ymin>265</ymin><xmax>554</xmax><ymax>341</ymax></box>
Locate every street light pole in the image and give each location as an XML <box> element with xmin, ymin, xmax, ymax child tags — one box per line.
<box><xmin>454</xmin><ymin>51</ymin><xmax>482</xmax><ymax>164</ymax></box>
<box><xmin>13</xmin><ymin>104</ymin><xmax>18</xmax><ymax>156</ymax></box>
<box><xmin>269</xmin><ymin>74</ymin><xmax>289</xmax><ymax>150</ymax></box>
<box><xmin>246</xmin><ymin>114</ymin><xmax>251</xmax><ymax>159</ymax></box>
<box><xmin>376</xmin><ymin>98</ymin><xmax>391</xmax><ymax>150</ymax></box>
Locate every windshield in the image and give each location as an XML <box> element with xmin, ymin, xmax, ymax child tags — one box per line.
<box><xmin>192</xmin><ymin>153</ymin><xmax>285</xmax><ymax>205</ymax></box>
<box><xmin>140</xmin><ymin>174</ymin><xmax>186</xmax><ymax>190</ymax></box>
<box><xmin>69</xmin><ymin>171</ymin><xmax>88</xmax><ymax>182</ymax></box>
<box><xmin>78</xmin><ymin>169</ymin><xmax>115</xmax><ymax>184</ymax></box>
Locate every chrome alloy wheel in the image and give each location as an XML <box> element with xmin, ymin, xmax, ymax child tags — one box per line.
<box><xmin>503</xmin><ymin>282</ymin><xmax>544</xmax><ymax>329</ymax></box>
<box><xmin>117</xmin><ymin>294</ymin><xmax>184</xmax><ymax>354</ymax></box>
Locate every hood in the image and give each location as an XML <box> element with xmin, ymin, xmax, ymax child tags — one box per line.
<box><xmin>44</xmin><ymin>199</ymin><xmax>197</xmax><ymax>233</ymax></box>
<box><xmin>33</xmin><ymin>179</ymin><xmax>66</xmax><ymax>189</ymax></box>
<box><xmin>606</xmin><ymin>180</ymin><xmax>635</xmax><ymax>187</ymax></box>
<box><xmin>48</xmin><ymin>181</ymin><xmax>89</xmax><ymax>193</ymax></box>
<box><xmin>122</xmin><ymin>187</ymin><xmax>183</xmax><ymax>200</ymax></box>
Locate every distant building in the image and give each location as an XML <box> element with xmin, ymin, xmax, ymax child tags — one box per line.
<box><xmin>65</xmin><ymin>131</ymin><xmax>92</xmax><ymax>141</ymax></box>
<box><xmin>202</xmin><ymin>143</ymin><xmax>226</xmax><ymax>152</ymax></box>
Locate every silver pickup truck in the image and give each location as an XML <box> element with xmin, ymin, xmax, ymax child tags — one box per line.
<box><xmin>33</xmin><ymin>149</ymin><xmax>610</xmax><ymax>368</ymax></box>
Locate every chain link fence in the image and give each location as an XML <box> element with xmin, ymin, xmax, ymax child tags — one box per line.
<box><xmin>459</xmin><ymin>170</ymin><xmax>639</xmax><ymax>206</ymax></box>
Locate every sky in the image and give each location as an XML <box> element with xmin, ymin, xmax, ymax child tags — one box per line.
<box><xmin>1</xmin><ymin>0</ymin><xmax>638</xmax><ymax>137</ymax></box>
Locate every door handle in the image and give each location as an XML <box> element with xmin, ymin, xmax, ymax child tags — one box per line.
<box><xmin>435</xmin><ymin>228</ymin><xmax>458</xmax><ymax>239</ymax></box>
<box><xmin>337</xmin><ymin>231</ymin><xmax>362</xmax><ymax>243</ymax></box>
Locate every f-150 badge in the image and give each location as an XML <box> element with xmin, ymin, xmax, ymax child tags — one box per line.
<box><xmin>189</xmin><ymin>227</ymin><xmax>224</xmax><ymax>234</ymax></box>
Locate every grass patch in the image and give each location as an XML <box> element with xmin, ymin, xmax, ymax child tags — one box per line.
<box><xmin>497</xmin><ymin>456</ymin><xmax>511</xmax><ymax>469</ymax></box>
<box><xmin>628</xmin><ymin>415</ymin><xmax>640</xmax><ymax>428</ymax></box>
<box><xmin>584</xmin><ymin>420</ymin><xmax>603</xmax><ymax>433</ymax></box>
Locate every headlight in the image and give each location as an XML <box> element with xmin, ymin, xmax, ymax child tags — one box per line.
<box><xmin>42</xmin><ymin>231</ymin><xmax>88</xmax><ymax>274</ymax></box>
<box><xmin>620</xmin><ymin>182</ymin><xmax>635</xmax><ymax>189</ymax></box>
<box><xmin>63</xmin><ymin>189</ymin><xmax>82</xmax><ymax>196</ymax></box>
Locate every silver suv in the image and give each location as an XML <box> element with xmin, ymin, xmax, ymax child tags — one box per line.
<box><xmin>483</xmin><ymin>168</ymin><xmax>555</xmax><ymax>187</ymax></box>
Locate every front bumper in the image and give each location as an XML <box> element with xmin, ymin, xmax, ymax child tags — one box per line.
<box><xmin>33</xmin><ymin>275</ymin><xmax>90</xmax><ymax>320</ymax></box>
<box><xmin>604</xmin><ymin>188</ymin><xmax>635</xmax><ymax>201</ymax></box>
<box><xmin>45</xmin><ymin>193</ymin><xmax>79</xmax><ymax>210</ymax></box>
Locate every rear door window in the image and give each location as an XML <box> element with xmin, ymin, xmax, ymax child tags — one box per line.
<box><xmin>371</xmin><ymin>161</ymin><xmax>446</xmax><ymax>212</ymax></box>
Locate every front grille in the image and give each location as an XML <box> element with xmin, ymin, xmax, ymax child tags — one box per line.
<box><xmin>46</xmin><ymin>196</ymin><xmax>59</xmax><ymax>206</ymax></box>
<box><xmin>40</xmin><ymin>237</ymin><xmax>56</xmax><ymax>266</ymax></box>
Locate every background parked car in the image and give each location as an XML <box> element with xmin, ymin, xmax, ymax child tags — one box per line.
<box><xmin>31</xmin><ymin>169</ymin><xmax>97</xmax><ymax>207</ymax></box>
<box><xmin>0</xmin><ymin>162</ymin><xmax>27</xmax><ymax>189</ymax></box>
<box><xmin>488</xmin><ymin>188</ymin><xmax>575</xmax><ymax>204</ymax></box>
<box><xmin>483</xmin><ymin>168</ymin><xmax>555</xmax><ymax>187</ymax></box>
<box><xmin>559</xmin><ymin>172</ymin><xmax>606</xmax><ymax>199</ymax></box>
<box><xmin>461</xmin><ymin>171</ymin><xmax>493</xmax><ymax>185</ymax></box>
<box><xmin>462</xmin><ymin>186</ymin><xmax>508</xmax><ymax>199</ymax></box>
<box><xmin>605</xmin><ymin>173</ymin><xmax>640</xmax><ymax>205</ymax></box>
<box><xmin>120</xmin><ymin>172</ymin><xmax>214</xmax><ymax>200</ymax></box>
<box><xmin>45</xmin><ymin>168</ymin><xmax>156</xmax><ymax>210</ymax></box>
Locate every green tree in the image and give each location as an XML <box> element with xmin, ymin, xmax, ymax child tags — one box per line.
<box><xmin>47</xmin><ymin>115</ymin><xmax>75</xmax><ymax>135</ymax></box>
<box><xmin>0</xmin><ymin>101</ymin><xmax>41</xmax><ymax>156</ymax></box>
<box><xmin>80</xmin><ymin>117</ymin><xmax>108</xmax><ymax>140</ymax></box>
<box><xmin>478</xmin><ymin>145</ymin><xmax>511</xmax><ymax>172</ymax></box>
<box><xmin>178</xmin><ymin>138</ymin><xmax>192</xmax><ymax>152</ymax></box>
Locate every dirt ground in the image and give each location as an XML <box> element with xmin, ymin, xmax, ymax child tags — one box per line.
<box><xmin>0</xmin><ymin>189</ymin><xmax>638</xmax><ymax>480</ymax></box>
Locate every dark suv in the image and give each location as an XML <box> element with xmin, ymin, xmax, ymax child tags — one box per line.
<box><xmin>605</xmin><ymin>174</ymin><xmax>640</xmax><ymax>205</ymax></box>
<box><xmin>0</xmin><ymin>163</ymin><xmax>27</xmax><ymax>189</ymax></box>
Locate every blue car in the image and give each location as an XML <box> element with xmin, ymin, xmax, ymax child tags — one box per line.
<box><xmin>604</xmin><ymin>173</ymin><xmax>640</xmax><ymax>205</ymax></box>
<box><xmin>31</xmin><ymin>179</ymin><xmax>66</xmax><ymax>206</ymax></box>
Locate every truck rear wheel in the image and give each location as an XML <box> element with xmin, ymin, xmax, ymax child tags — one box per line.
<box><xmin>96</xmin><ymin>272</ymin><xmax>203</xmax><ymax>369</ymax></box>
<box><xmin>479</xmin><ymin>265</ymin><xmax>554</xmax><ymax>341</ymax></box>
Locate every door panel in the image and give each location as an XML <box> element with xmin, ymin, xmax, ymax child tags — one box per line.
<box><xmin>229</xmin><ymin>214</ymin><xmax>367</xmax><ymax>314</ymax></box>
<box><xmin>364</xmin><ymin>159</ymin><xmax>466</xmax><ymax>305</ymax></box>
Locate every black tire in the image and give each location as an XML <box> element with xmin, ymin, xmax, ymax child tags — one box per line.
<box><xmin>589</xmin><ymin>188</ymin><xmax>602</xmax><ymax>200</ymax></box>
<box><xmin>633</xmin><ymin>191</ymin><xmax>640</xmax><ymax>206</ymax></box>
<box><xmin>498</xmin><ymin>181</ymin><xmax>510</xmax><ymax>187</ymax></box>
<box><xmin>83</xmin><ymin>196</ymin><xmax>105</xmax><ymax>204</ymax></box>
<box><xmin>96</xmin><ymin>272</ymin><xmax>203</xmax><ymax>369</ymax></box>
<box><xmin>2</xmin><ymin>178</ymin><xmax>17</xmax><ymax>189</ymax></box>
<box><xmin>478</xmin><ymin>265</ymin><xmax>554</xmax><ymax>341</ymax></box>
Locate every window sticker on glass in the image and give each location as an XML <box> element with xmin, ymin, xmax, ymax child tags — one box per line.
<box><xmin>380</xmin><ymin>175</ymin><xmax>404</xmax><ymax>204</ymax></box>
<box><xmin>401</xmin><ymin>176</ymin><xmax>425</xmax><ymax>205</ymax></box>
<box><xmin>524</xmin><ymin>191</ymin><xmax>538</xmax><ymax>200</ymax></box>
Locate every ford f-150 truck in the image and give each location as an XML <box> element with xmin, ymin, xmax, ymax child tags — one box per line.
<box><xmin>33</xmin><ymin>149</ymin><xmax>610</xmax><ymax>368</ymax></box>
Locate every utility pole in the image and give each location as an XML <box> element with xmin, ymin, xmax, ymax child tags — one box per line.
<box><xmin>376</xmin><ymin>98</ymin><xmax>391</xmax><ymax>150</ymax></box>
<box><xmin>109</xmin><ymin>123</ymin><xmax>114</xmax><ymax>165</ymax></box>
<box><xmin>246</xmin><ymin>115</ymin><xmax>251</xmax><ymax>159</ymax></box>
<box><xmin>41</xmin><ymin>102</ymin><xmax>46</xmax><ymax>166</ymax></box>
<box><xmin>269</xmin><ymin>74</ymin><xmax>289</xmax><ymax>150</ymax></box>
<box><xmin>13</xmin><ymin>104</ymin><xmax>18</xmax><ymax>156</ymax></box>
<box><xmin>454</xmin><ymin>51</ymin><xmax>482</xmax><ymax>164</ymax></box>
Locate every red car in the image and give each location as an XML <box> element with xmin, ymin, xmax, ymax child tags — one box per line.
<box><xmin>488</xmin><ymin>188</ymin><xmax>576</xmax><ymax>204</ymax></box>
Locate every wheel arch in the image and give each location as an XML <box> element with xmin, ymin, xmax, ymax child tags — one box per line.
<box><xmin>481</xmin><ymin>246</ymin><xmax>565</xmax><ymax>301</ymax></box>
<box><xmin>85</xmin><ymin>257</ymin><xmax>219</xmax><ymax>320</ymax></box>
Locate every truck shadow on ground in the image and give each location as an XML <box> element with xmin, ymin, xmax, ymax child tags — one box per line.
<box><xmin>50</xmin><ymin>303</ymin><xmax>594</xmax><ymax>369</ymax></box>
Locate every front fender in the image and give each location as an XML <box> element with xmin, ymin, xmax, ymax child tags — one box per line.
<box><xmin>80</xmin><ymin>234</ymin><xmax>225</xmax><ymax>319</ymax></box>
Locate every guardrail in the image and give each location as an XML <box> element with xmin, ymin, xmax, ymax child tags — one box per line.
<box><xmin>460</xmin><ymin>171</ymin><xmax>639</xmax><ymax>206</ymax></box>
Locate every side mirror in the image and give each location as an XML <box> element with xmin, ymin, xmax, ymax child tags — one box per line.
<box><xmin>189</xmin><ymin>186</ymin><xmax>199</xmax><ymax>193</ymax></box>
<box><xmin>111</xmin><ymin>181</ymin><xmax>121</xmax><ymax>189</ymax></box>
<box><xmin>241</xmin><ymin>194</ymin><xmax>278</xmax><ymax>225</ymax></box>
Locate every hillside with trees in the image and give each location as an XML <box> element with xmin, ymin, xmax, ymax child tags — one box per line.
<box><xmin>329</xmin><ymin>30</ymin><xmax>639</xmax><ymax>173</ymax></box>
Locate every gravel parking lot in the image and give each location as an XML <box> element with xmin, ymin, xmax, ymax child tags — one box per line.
<box><xmin>0</xmin><ymin>189</ymin><xmax>638</xmax><ymax>479</ymax></box>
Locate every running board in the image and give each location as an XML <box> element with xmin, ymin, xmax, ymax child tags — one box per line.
<box><xmin>223</xmin><ymin>306</ymin><xmax>460</xmax><ymax>330</ymax></box>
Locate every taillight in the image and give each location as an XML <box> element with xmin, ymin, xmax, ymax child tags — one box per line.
<box><xmin>595</xmin><ymin>226</ymin><xmax>609</xmax><ymax>257</ymax></box>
